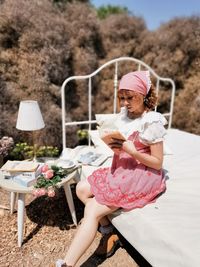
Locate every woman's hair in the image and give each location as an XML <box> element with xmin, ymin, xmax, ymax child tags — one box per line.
<box><xmin>117</xmin><ymin>84</ymin><xmax>158</xmax><ymax>110</ymax></box>
<box><xmin>143</xmin><ymin>84</ymin><xmax>157</xmax><ymax>110</ymax></box>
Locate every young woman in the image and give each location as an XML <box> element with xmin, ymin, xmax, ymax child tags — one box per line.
<box><xmin>55</xmin><ymin>70</ymin><xmax>167</xmax><ymax>267</ymax></box>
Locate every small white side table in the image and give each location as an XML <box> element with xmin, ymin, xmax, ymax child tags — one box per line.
<box><xmin>0</xmin><ymin>170</ymin><xmax>79</xmax><ymax>247</ymax></box>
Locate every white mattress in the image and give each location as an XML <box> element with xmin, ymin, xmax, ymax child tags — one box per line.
<box><xmin>80</xmin><ymin>128</ymin><xmax>200</xmax><ymax>267</ymax></box>
<box><xmin>109</xmin><ymin>129</ymin><xmax>200</xmax><ymax>267</ymax></box>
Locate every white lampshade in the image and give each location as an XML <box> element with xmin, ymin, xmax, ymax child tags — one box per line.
<box><xmin>16</xmin><ymin>100</ymin><xmax>45</xmax><ymax>131</ymax></box>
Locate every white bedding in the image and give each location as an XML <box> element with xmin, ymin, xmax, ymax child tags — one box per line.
<box><xmin>109</xmin><ymin>129</ymin><xmax>200</xmax><ymax>267</ymax></box>
<box><xmin>80</xmin><ymin>128</ymin><xmax>200</xmax><ymax>267</ymax></box>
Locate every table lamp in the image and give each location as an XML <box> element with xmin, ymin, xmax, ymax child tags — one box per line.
<box><xmin>16</xmin><ymin>100</ymin><xmax>45</xmax><ymax>161</ymax></box>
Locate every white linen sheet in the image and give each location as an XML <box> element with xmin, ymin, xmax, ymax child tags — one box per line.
<box><xmin>109</xmin><ymin>129</ymin><xmax>200</xmax><ymax>267</ymax></box>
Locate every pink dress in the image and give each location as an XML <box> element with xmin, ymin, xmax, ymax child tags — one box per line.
<box><xmin>87</xmin><ymin>111</ymin><xmax>167</xmax><ymax>210</ymax></box>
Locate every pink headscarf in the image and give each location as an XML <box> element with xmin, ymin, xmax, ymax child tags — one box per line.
<box><xmin>119</xmin><ymin>70</ymin><xmax>151</xmax><ymax>96</ymax></box>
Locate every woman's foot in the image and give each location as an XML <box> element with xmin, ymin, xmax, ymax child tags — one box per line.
<box><xmin>94</xmin><ymin>232</ymin><xmax>121</xmax><ymax>258</ymax></box>
<box><xmin>54</xmin><ymin>259</ymin><xmax>72</xmax><ymax>267</ymax></box>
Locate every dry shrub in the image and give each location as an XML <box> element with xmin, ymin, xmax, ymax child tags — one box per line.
<box><xmin>173</xmin><ymin>74</ymin><xmax>200</xmax><ymax>134</ymax></box>
<box><xmin>0</xmin><ymin>0</ymin><xmax>101</xmax><ymax>148</ymax></box>
<box><xmin>100</xmin><ymin>14</ymin><xmax>146</xmax><ymax>59</ymax></box>
<box><xmin>137</xmin><ymin>17</ymin><xmax>200</xmax><ymax>79</ymax></box>
<box><xmin>0</xmin><ymin>0</ymin><xmax>200</xmax><ymax>151</ymax></box>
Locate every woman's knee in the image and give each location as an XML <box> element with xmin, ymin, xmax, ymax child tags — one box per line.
<box><xmin>76</xmin><ymin>180</ymin><xmax>85</xmax><ymax>198</ymax></box>
<box><xmin>76</xmin><ymin>180</ymin><xmax>91</xmax><ymax>200</ymax></box>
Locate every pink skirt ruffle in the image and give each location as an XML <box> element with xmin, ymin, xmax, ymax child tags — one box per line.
<box><xmin>87</xmin><ymin>165</ymin><xmax>166</xmax><ymax>210</ymax></box>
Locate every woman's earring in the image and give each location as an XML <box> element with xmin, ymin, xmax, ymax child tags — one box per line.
<box><xmin>144</xmin><ymin>97</ymin><xmax>148</xmax><ymax>105</ymax></box>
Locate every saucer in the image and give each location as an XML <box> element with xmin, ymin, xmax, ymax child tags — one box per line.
<box><xmin>57</xmin><ymin>159</ymin><xmax>76</xmax><ymax>169</ymax></box>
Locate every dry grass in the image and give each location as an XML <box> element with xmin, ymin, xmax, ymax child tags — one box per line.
<box><xmin>0</xmin><ymin>185</ymin><xmax>151</xmax><ymax>267</ymax></box>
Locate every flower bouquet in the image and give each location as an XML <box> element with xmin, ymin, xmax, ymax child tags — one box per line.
<box><xmin>33</xmin><ymin>164</ymin><xmax>69</xmax><ymax>198</ymax></box>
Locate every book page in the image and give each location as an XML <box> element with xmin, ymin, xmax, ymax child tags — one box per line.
<box><xmin>1</xmin><ymin>160</ymin><xmax>39</xmax><ymax>172</ymax></box>
<box><xmin>77</xmin><ymin>151</ymin><xmax>108</xmax><ymax>166</ymax></box>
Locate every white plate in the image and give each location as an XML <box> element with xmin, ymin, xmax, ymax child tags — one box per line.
<box><xmin>57</xmin><ymin>159</ymin><xmax>76</xmax><ymax>169</ymax></box>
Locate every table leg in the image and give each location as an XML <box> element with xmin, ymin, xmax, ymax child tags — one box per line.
<box><xmin>0</xmin><ymin>204</ymin><xmax>9</xmax><ymax>210</ymax></box>
<box><xmin>10</xmin><ymin>192</ymin><xmax>17</xmax><ymax>214</ymax></box>
<box><xmin>63</xmin><ymin>183</ymin><xmax>77</xmax><ymax>226</ymax></box>
<box><xmin>17</xmin><ymin>193</ymin><xmax>25</xmax><ymax>247</ymax></box>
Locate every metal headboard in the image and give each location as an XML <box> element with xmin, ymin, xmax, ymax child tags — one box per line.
<box><xmin>61</xmin><ymin>57</ymin><xmax>175</xmax><ymax>150</ymax></box>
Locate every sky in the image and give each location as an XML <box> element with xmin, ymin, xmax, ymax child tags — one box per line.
<box><xmin>91</xmin><ymin>0</ymin><xmax>200</xmax><ymax>30</ymax></box>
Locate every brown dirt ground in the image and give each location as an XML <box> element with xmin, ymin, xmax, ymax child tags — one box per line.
<box><xmin>0</xmin><ymin>184</ymin><xmax>151</xmax><ymax>267</ymax></box>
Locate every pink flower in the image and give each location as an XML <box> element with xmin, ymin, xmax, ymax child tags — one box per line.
<box><xmin>44</xmin><ymin>169</ymin><xmax>54</xmax><ymax>179</ymax></box>
<box><xmin>32</xmin><ymin>188</ymin><xmax>41</xmax><ymax>197</ymax></box>
<box><xmin>0</xmin><ymin>136</ymin><xmax>14</xmax><ymax>157</ymax></box>
<box><xmin>48</xmin><ymin>188</ymin><xmax>56</xmax><ymax>198</ymax></box>
<box><xmin>38</xmin><ymin>188</ymin><xmax>47</xmax><ymax>196</ymax></box>
<box><xmin>41</xmin><ymin>164</ymin><xmax>49</xmax><ymax>173</ymax></box>
<box><xmin>32</xmin><ymin>188</ymin><xmax>46</xmax><ymax>197</ymax></box>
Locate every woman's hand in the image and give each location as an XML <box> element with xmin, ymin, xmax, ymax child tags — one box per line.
<box><xmin>110</xmin><ymin>137</ymin><xmax>164</xmax><ymax>170</ymax></box>
<box><xmin>122</xmin><ymin>140</ymin><xmax>137</xmax><ymax>156</ymax></box>
<box><xmin>108</xmin><ymin>138</ymin><xmax>124</xmax><ymax>154</ymax></box>
<box><xmin>109</xmin><ymin>138</ymin><xmax>137</xmax><ymax>156</ymax></box>
<box><xmin>108</xmin><ymin>138</ymin><xmax>124</xmax><ymax>149</ymax></box>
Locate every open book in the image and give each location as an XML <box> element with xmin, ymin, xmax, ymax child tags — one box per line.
<box><xmin>95</xmin><ymin>112</ymin><xmax>127</xmax><ymax>152</ymax></box>
<box><xmin>1</xmin><ymin>160</ymin><xmax>39</xmax><ymax>173</ymax></box>
<box><xmin>100</xmin><ymin>130</ymin><xmax>126</xmax><ymax>152</ymax></box>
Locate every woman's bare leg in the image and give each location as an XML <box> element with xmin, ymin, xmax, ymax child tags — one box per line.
<box><xmin>76</xmin><ymin>179</ymin><xmax>110</xmax><ymax>226</ymax></box>
<box><xmin>64</xmin><ymin>198</ymin><xmax>118</xmax><ymax>266</ymax></box>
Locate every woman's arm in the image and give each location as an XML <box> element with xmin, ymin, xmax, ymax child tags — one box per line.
<box><xmin>122</xmin><ymin>140</ymin><xmax>164</xmax><ymax>170</ymax></box>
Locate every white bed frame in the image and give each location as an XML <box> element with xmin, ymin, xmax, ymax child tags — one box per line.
<box><xmin>61</xmin><ymin>57</ymin><xmax>175</xmax><ymax>149</ymax></box>
<box><xmin>60</xmin><ymin>57</ymin><xmax>200</xmax><ymax>267</ymax></box>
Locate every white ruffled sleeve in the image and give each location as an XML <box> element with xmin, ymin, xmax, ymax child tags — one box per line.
<box><xmin>139</xmin><ymin>111</ymin><xmax>167</xmax><ymax>144</ymax></box>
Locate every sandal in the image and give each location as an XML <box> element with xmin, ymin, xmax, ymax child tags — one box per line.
<box><xmin>94</xmin><ymin>232</ymin><xmax>122</xmax><ymax>258</ymax></box>
<box><xmin>54</xmin><ymin>259</ymin><xmax>72</xmax><ymax>267</ymax></box>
